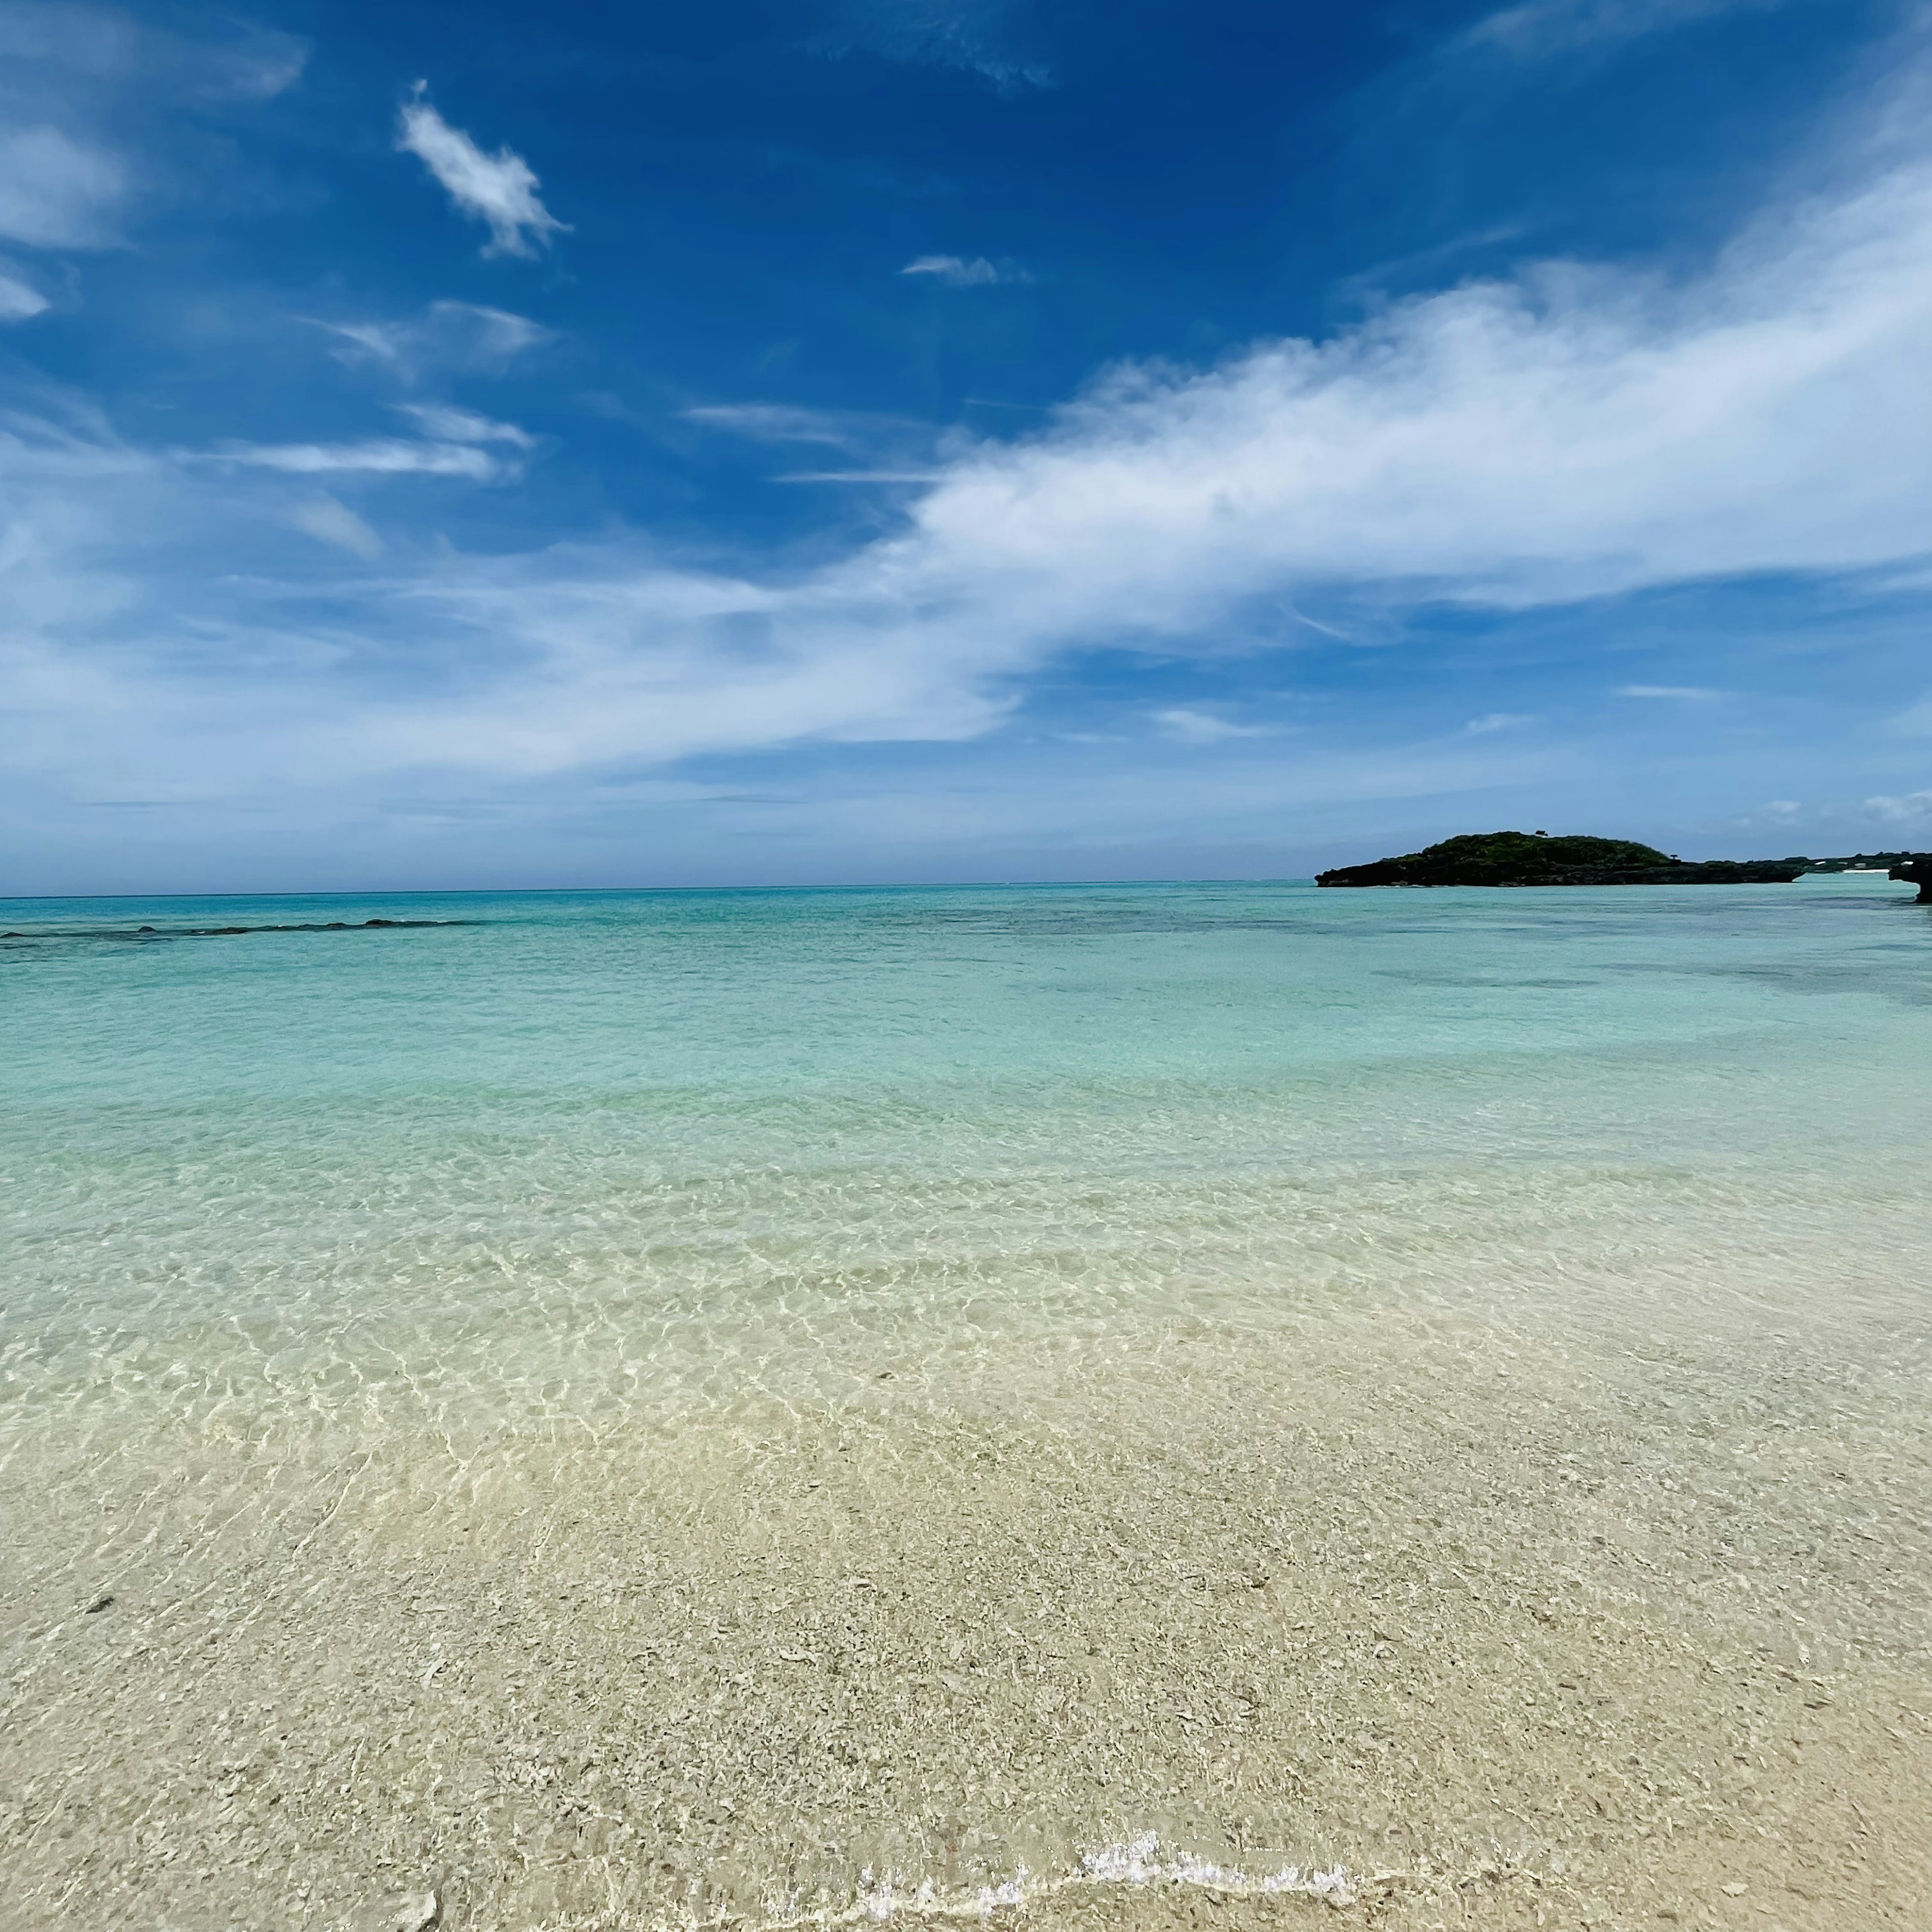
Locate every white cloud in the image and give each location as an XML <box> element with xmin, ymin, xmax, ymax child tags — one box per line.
<box><xmin>307</xmin><ymin>303</ymin><xmax>554</xmax><ymax>377</ymax></box>
<box><xmin>449</xmin><ymin>78</ymin><xmax>1932</xmax><ymax>775</ymax></box>
<box><xmin>0</xmin><ymin>272</ymin><xmax>48</xmax><ymax>319</ymax></box>
<box><xmin>0</xmin><ymin>125</ymin><xmax>125</xmax><ymax>247</ymax></box>
<box><xmin>9</xmin><ymin>27</ymin><xmax>1932</xmax><ymax>813</ymax></box>
<box><xmin>1617</xmin><ymin>686</ymin><xmax>1726</xmax><ymax>700</ymax></box>
<box><xmin>876</xmin><ymin>143</ymin><xmax>1932</xmax><ymax>631</ymax></box>
<box><xmin>1465</xmin><ymin>711</ymin><xmax>1539</xmax><ymax>733</ymax></box>
<box><xmin>901</xmin><ymin>255</ymin><xmax>1022</xmax><ymax>287</ymax></box>
<box><xmin>1469</xmin><ymin>0</ymin><xmax>1781</xmax><ymax>59</ymax></box>
<box><xmin>189</xmin><ymin>26</ymin><xmax>307</xmax><ymax>101</ymax></box>
<box><xmin>1864</xmin><ymin>787</ymin><xmax>1932</xmax><ymax>823</ymax></box>
<box><xmin>203</xmin><ymin>439</ymin><xmax>503</xmax><ymax>479</ymax></box>
<box><xmin>396</xmin><ymin>90</ymin><xmax>568</xmax><ymax>259</ymax></box>
<box><xmin>812</xmin><ymin>0</ymin><xmax>1052</xmax><ymax>90</ymax></box>
<box><xmin>0</xmin><ymin>5</ymin><xmax>308</xmax><ymax>277</ymax></box>
<box><xmin>683</xmin><ymin>403</ymin><xmax>925</xmax><ymax>451</ymax></box>
<box><xmin>394</xmin><ymin>403</ymin><xmax>534</xmax><ymax>446</ymax></box>
<box><xmin>0</xmin><ymin>2</ymin><xmax>131</xmax><ymax>70</ymax></box>
<box><xmin>684</xmin><ymin>404</ymin><xmax>854</xmax><ymax>444</ymax></box>
<box><xmin>288</xmin><ymin>494</ymin><xmax>384</xmax><ymax>558</ymax></box>
<box><xmin>1152</xmin><ymin>707</ymin><xmax>1277</xmax><ymax>744</ymax></box>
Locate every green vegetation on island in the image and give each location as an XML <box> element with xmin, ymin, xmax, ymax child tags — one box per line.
<box><xmin>1315</xmin><ymin>831</ymin><xmax>1810</xmax><ymax>888</ymax></box>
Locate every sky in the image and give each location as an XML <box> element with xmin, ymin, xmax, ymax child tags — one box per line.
<box><xmin>2</xmin><ymin>0</ymin><xmax>1929</xmax><ymax>892</ymax></box>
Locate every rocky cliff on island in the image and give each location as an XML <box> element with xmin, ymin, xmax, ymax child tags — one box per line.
<box><xmin>1891</xmin><ymin>856</ymin><xmax>1932</xmax><ymax>902</ymax></box>
<box><xmin>1316</xmin><ymin>832</ymin><xmax>1810</xmax><ymax>888</ymax></box>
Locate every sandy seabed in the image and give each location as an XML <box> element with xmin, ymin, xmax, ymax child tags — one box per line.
<box><xmin>4</xmin><ymin>1262</ymin><xmax>1929</xmax><ymax>1932</ymax></box>
<box><xmin>4</xmin><ymin>1236</ymin><xmax>1932</xmax><ymax>1932</ymax></box>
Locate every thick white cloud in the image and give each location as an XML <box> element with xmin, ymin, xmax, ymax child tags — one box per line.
<box><xmin>880</xmin><ymin>169</ymin><xmax>1932</xmax><ymax>630</ymax></box>
<box><xmin>396</xmin><ymin>92</ymin><xmax>568</xmax><ymax>259</ymax></box>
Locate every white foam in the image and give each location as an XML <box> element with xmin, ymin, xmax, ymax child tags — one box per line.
<box><xmin>821</xmin><ymin>1835</ymin><xmax>1356</xmax><ymax>1928</ymax></box>
<box><xmin>1077</xmin><ymin>1835</ymin><xmax>1355</xmax><ymax>1907</ymax></box>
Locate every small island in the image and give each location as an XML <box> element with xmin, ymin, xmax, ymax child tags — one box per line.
<box><xmin>1316</xmin><ymin>831</ymin><xmax>1809</xmax><ymax>888</ymax></box>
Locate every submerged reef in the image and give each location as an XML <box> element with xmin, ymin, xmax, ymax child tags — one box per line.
<box><xmin>1316</xmin><ymin>832</ymin><xmax>1809</xmax><ymax>889</ymax></box>
<box><xmin>0</xmin><ymin>919</ymin><xmax>465</xmax><ymax>942</ymax></box>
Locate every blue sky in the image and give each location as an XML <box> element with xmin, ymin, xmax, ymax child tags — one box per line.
<box><xmin>3</xmin><ymin>0</ymin><xmax>1929</xmax><ymax>891</ymax></box>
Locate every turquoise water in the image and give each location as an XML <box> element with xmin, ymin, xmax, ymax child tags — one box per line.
<box><xmin>5</xmin><ymin>874</ymin><xmax>1929</xmax><ymax>1434</ymax></box>
<box><xmin>7</xmin><ymin>875</ymin><xmax>1931</xmax><ymax>1928</ymax></box>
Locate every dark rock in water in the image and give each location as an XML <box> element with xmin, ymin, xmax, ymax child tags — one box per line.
<box><xmin>1317</xmin><ymin>831</ymin><xmax>1809</xmax><ymax>889</ymax></box>
<box><xmin>10</xmin><ymin>918</ymin><xmax>466</xmax><ymax>946</ymax></box>
<box><xmin>1889</xmin><ymin>855</ymin><xmax>1932</xmax><ymax>902</ymax></box>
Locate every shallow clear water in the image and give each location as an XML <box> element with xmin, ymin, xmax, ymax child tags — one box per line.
<box><xmin>5</xmin><ymin>874</ymin><xmax>1929</xmax><ymax>1429</ymax></box>
<box><xmin>5</xmin><ymin>876</ymin><xmax>1930</xmax><ymax>1930</ymax></box>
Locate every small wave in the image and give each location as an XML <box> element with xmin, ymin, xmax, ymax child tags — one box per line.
<box><xmin>764</xmin><ymin>1835</ymin><xmax>1356</xmax><ymax>1930</ymax></box>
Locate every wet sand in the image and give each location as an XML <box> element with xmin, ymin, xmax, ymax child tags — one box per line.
<box><xmin>5</xmin><ymin>1261</ymin><xmax>1927</xmax><ymax>1932</ymax></box>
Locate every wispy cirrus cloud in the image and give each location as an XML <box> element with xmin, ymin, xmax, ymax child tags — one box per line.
<box><xmin>684</xmin><ymin>401</ymin><xmax>943</xmax><ymax>482</ymax></box>
<box><xmin>682</xmin><ymin>402</ymin><xmax>927</xmax><ymax>452</ymax></box>
<box><xmin>286</xmin><ymin>494</ymin><xmax>384</xmax><ymax>558</ymax></box>
<box><xmin>0</xmin><ymin>125</ymin><xmax>126</xmax><ymax>248</ymax></box>
<box><xmin>1618</xmin><ymin>685</ymin><xmax>1727</xmax><ymax>700</ymax></box>
<box><xmin>306</xmin><ymin>302</ymin><xmax>555</xmax><ymax>378</ymax></box>
<box><xmin>1153</xmin><ymin>707</ymin><xmax>1278</xmax><ymax>744</ymax></box>
<box><xmin>198</xmin><ymin>438</ymin><xmax>505</xmax><ymax>478</ymax></box>
<box><xmin>1468</xmin><ymin>0</ymin><xmax>1787</xmax><ymax>59</ymax></box>
<box><xmin>0</xmin><ymin>269</ymin><xmax>48</xmax><ymax>319</ymax></box>
<box><xmin>0</xmin><ymin>5</ymin><xmax>308</xmax><ymax>258</ymax></box>
<box><xmin>396</xmin><ymin>87</ymin><xmax>569</xmax><ymax>258</ymax></box>
<box><xmin>900</xmin><ymin>254</ymin><xmax>1027</xmax><ymax>287</ymax></box>
<box><xmin>811</xmin><ymin>0</ymin><xmax>1053</xmax><ymax>90</ymax></box>
<box><xmin>393</xmin><ymin>403</ymin><xmax>534</xmax><ymax>447</ymax></box>
<box><xmin>1864</xmin><ymin>787</ymin><xmax>1932</xmax><ymax>823</ymax></box>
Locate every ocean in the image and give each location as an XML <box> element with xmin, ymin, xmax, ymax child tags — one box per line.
<box><xmin>4</xmin><ymin>876</ymin><xmax>1928</xmax><ymax>1930</ymax></box>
